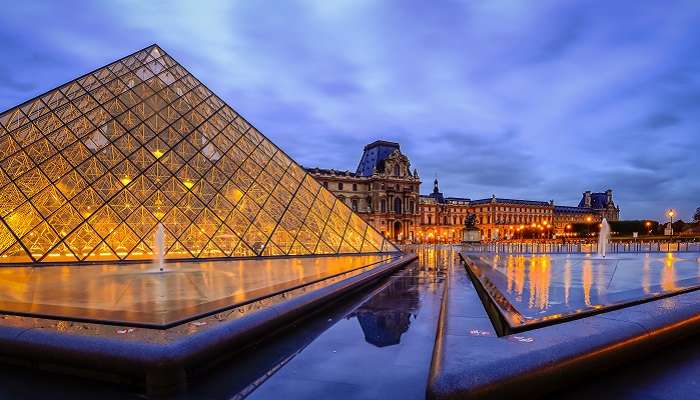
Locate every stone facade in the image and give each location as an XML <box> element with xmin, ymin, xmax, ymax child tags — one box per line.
<box><xmin>417</xmin><ymin>179</ymin><xmax>470</xmax><ymax>242</ymax></box>
<box><xmin>419</xmin><ymin>182</ymin><xmax>620</xmax><ymax>242</ymax></box>
<box><xmin>308</xmin><ymin>140</ymin><xmax>621</xmax><ymax>243</ymax></box>
<box><xmin>306</xmin><ymin>141</ymin><xmax>421</xmax><ymax>242</ymax></box>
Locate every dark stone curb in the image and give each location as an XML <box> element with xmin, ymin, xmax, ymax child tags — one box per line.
<box><xmin>427</xmin><ymin>252</ymin><xmax>700</xmax><ymax>400</ymax></box>
<box><xmin>0</xmin><ymin>254</ymin><xmax>417</xmax><ymax>396</ymax></box>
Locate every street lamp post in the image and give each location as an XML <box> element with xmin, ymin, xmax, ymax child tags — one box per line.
<box><xmin>667</xmin><ymin>210</ymin><xmax>675</xmax><ymax>236</ymax></box>
<box><xmin>586</xmin><ymin>216</ymin><xmax>592</xmax><ymax>239</ymax></box>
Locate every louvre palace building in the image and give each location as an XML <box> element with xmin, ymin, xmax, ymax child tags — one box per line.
<box><xmin>307</xmin><ymin>141</ymin><xmax>620</xmax><ymax>243</ymax></box>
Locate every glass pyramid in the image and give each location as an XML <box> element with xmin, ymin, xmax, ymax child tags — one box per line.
<box><xmin>0</xmin><ymin>45</ymin><xmax>398</xmax><ymax>263</ymax></box>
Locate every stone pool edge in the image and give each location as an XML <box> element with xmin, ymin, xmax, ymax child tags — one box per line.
<box><xmin>0</xmin><ymin>253</ymin><xmax>417</xmax><ymax>396</ymax></box>
<box><xmin>426</xmin><ymin>252</ymin><xmax>700</xmax><ymax>400</ymax></box>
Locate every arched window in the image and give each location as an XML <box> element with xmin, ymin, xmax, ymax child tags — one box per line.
<box><xmin>443</xmin><ymin>216</ymin><xmax>448</xmax><ymax>225</ymax></box>
<box><xmin>380</xmin><ymin>199</ymin><xmax>386</xmax><ymax>213</ymax></box>
<box><xmin>394</xmin><ymin>164</ymin><xmax>400</xmax><ymax>176</ymax></box>
<box><xmin>428</xmin><ymin>215</ymin><xmax>432</xmax><ymax>224</ymax></box>
<box><xmin>394</xmin><ymin>197</ymin><xmax>402</xmax><ymax>214</ymax></box>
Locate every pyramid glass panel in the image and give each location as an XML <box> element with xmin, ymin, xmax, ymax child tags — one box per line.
<box><xmin>0</xmin><ymin>45</ymin><xmax>398</xmax><ymax>264</ymax></box>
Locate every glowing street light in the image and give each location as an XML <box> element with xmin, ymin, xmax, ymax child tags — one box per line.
<box><xmin>586</xmin><ymin>216</ymin><xmax>593</xmax><ymax>237</ymax></box>
<box><xmin>667</xmin><ymin>209</ymin><xmax>675</xmax><ymax>236</ymax></box>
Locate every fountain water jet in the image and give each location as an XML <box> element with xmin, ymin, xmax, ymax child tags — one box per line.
<box><xmin>597</xmin><ymin>218</ymin><xmax>610</xmax><ymax>258</ymax></box>
<box><xmin>154</xmin><ymin>223</ymin><xmax>166</xmax><ymax>272</ymax></box>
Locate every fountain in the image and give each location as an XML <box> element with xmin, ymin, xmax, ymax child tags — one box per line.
<box><xmin>597</xmin><ymin>218</ymin><xmax>610</xmax><ymax>258</ymax></box>
<box><xmin>154</xmin><ymin>223</ymin><xmax>166</xmax><ymax>272</ymax></box>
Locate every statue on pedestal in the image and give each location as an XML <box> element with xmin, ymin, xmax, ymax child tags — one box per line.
<box><xmin>462</xmin><ymin>213</ymin><xmax>482</xmax><ymax>243</ymax></box>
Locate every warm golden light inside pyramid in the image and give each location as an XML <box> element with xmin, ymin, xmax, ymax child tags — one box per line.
<box><xmin>0</xmin><ymin>45</ymin><xmax>397</xmax><ymax>263</ymax></box>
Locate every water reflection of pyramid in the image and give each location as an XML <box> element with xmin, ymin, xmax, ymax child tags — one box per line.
<box><xmin>0</xmin><ymin>45</ymin><xmax>398</xmax><ymax>263</ymax></box>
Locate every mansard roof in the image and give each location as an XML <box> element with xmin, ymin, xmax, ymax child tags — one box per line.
<box><xmin>470</xmin><ymin>198</ymin><xmax>551</xmax><ymax>206</ymax></box>
<box><xmin>355</xmin><ymin>140</ymin><xmax>401</xmax><ymax>177</ymax></box>
<box><xmin>304</xmin><ymin>167</ymin><xmax>358</xmax><ymax>177</ymax></box>
<box><xmin>578</xmin><ymin>192</ymin><xmax>613</xmax><ymax>209</ymax></box>
<box><xmin>554</xmin><ymin>205</ymin><xmax>593</xmax><ymax>214</ymax></box>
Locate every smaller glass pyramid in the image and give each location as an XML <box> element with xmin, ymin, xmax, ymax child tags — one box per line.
<box><xmin>0</xmin><ymin>45</ymin><xmax>398</xmax><ymax>263</ymax></box>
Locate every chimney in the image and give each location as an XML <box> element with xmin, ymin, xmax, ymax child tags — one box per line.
<box><xmin>606</xmin><ymin>189</ymin><xmax>612</xmax><ymax>205</ymax></box>
<box><xmin>584</xmin><ymin>191</ymin><xmax>591</xmax><ymax>208</ymax></box>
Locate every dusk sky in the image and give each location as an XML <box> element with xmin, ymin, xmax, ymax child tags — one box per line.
<box><xmin>1</xmin><ymin>1</ymin><xmax>698</xmax><ymax>221</ymax></box>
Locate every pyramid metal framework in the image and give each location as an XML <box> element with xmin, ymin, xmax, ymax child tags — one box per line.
<box><xmin>0</xmin><ymin>45</ymin><xmax>398</xmax><ymax>264</ymax></box>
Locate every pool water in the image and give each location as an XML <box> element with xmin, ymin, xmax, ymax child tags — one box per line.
<box><xmin>464</xmin><ymin>252</ymin><xmax>700</xmax><ymax>330</ymax></box>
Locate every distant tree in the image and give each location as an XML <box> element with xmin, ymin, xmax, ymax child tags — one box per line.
<box><xmin>672</xmin><ymin>219</ymin><xmax>688</xmax><ymax>233</ymax></box>
<box><xmin>608</xmin><ymin>220</ymin><xmax>659</xmax><ymax>236</ymax></box>
<box><xmin>694</xmin><ymin>207</ymin><xmax>700</xmax><ymax>223</ymax></box>
<box><xmin>571</xmin><ymin>220</ymin><xmax>664</xmax><ymax>237</ymax></box>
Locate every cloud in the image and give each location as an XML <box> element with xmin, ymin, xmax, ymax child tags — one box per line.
<box><xmin>0</xmin><ymin>0</ymin><xmax>699</xmax><ymax>220</ymax></box>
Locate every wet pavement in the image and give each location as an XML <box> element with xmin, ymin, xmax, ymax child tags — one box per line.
<box><xmin>243</xmin><ymin>245</ymin><xmax>448</xmax><ymax>399</ymax></box>
<box><xmin>0</xmin><ymin>246</ymin><xmax>448</xmax><ymax>399</ymax></box>
<box><xmin>3</xmin><ymin>245</ymin><xmax>699</xmax><ymax>399</ymax></box>
<box><xmin>0</xmin><ymin>254</ymin><xmax>392</xmax><ymax>326</ymax></box>
<box><xmin>465</xmin><ymin>252</ymin><xmax>700</xmax><ymax>329</ymax></box>
<box><xmin>551</xmin><ymin>336</ymin><xmax>700</xmax><ymax>400</ymax></box>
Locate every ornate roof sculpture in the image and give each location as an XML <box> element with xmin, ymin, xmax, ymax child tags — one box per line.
<box><xmin>0</xmin><ymin>45</ymin><xmax>397</xmax><ymax>263</ymax></box>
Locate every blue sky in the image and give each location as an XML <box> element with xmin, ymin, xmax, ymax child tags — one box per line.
<box><xmin>1</xmin><ymin>1</ymin><xmax>699</xmax><ymax>221</ymax></box>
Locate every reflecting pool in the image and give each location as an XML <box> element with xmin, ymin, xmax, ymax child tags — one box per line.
<box><xmin>464</xmin><ymin>252</ymin><xmax>700</xmax><ymax>330</ymax></box>
<box><xmin>0</xmin><ymin>254</ymin><xmax>394</xmax><ymax>327</ymax></box>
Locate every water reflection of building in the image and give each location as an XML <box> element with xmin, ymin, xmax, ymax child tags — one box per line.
<box><xmin>349</xmin><ymin>272</ymin><xmax>420</xmax><ymax>347</ymax></box>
